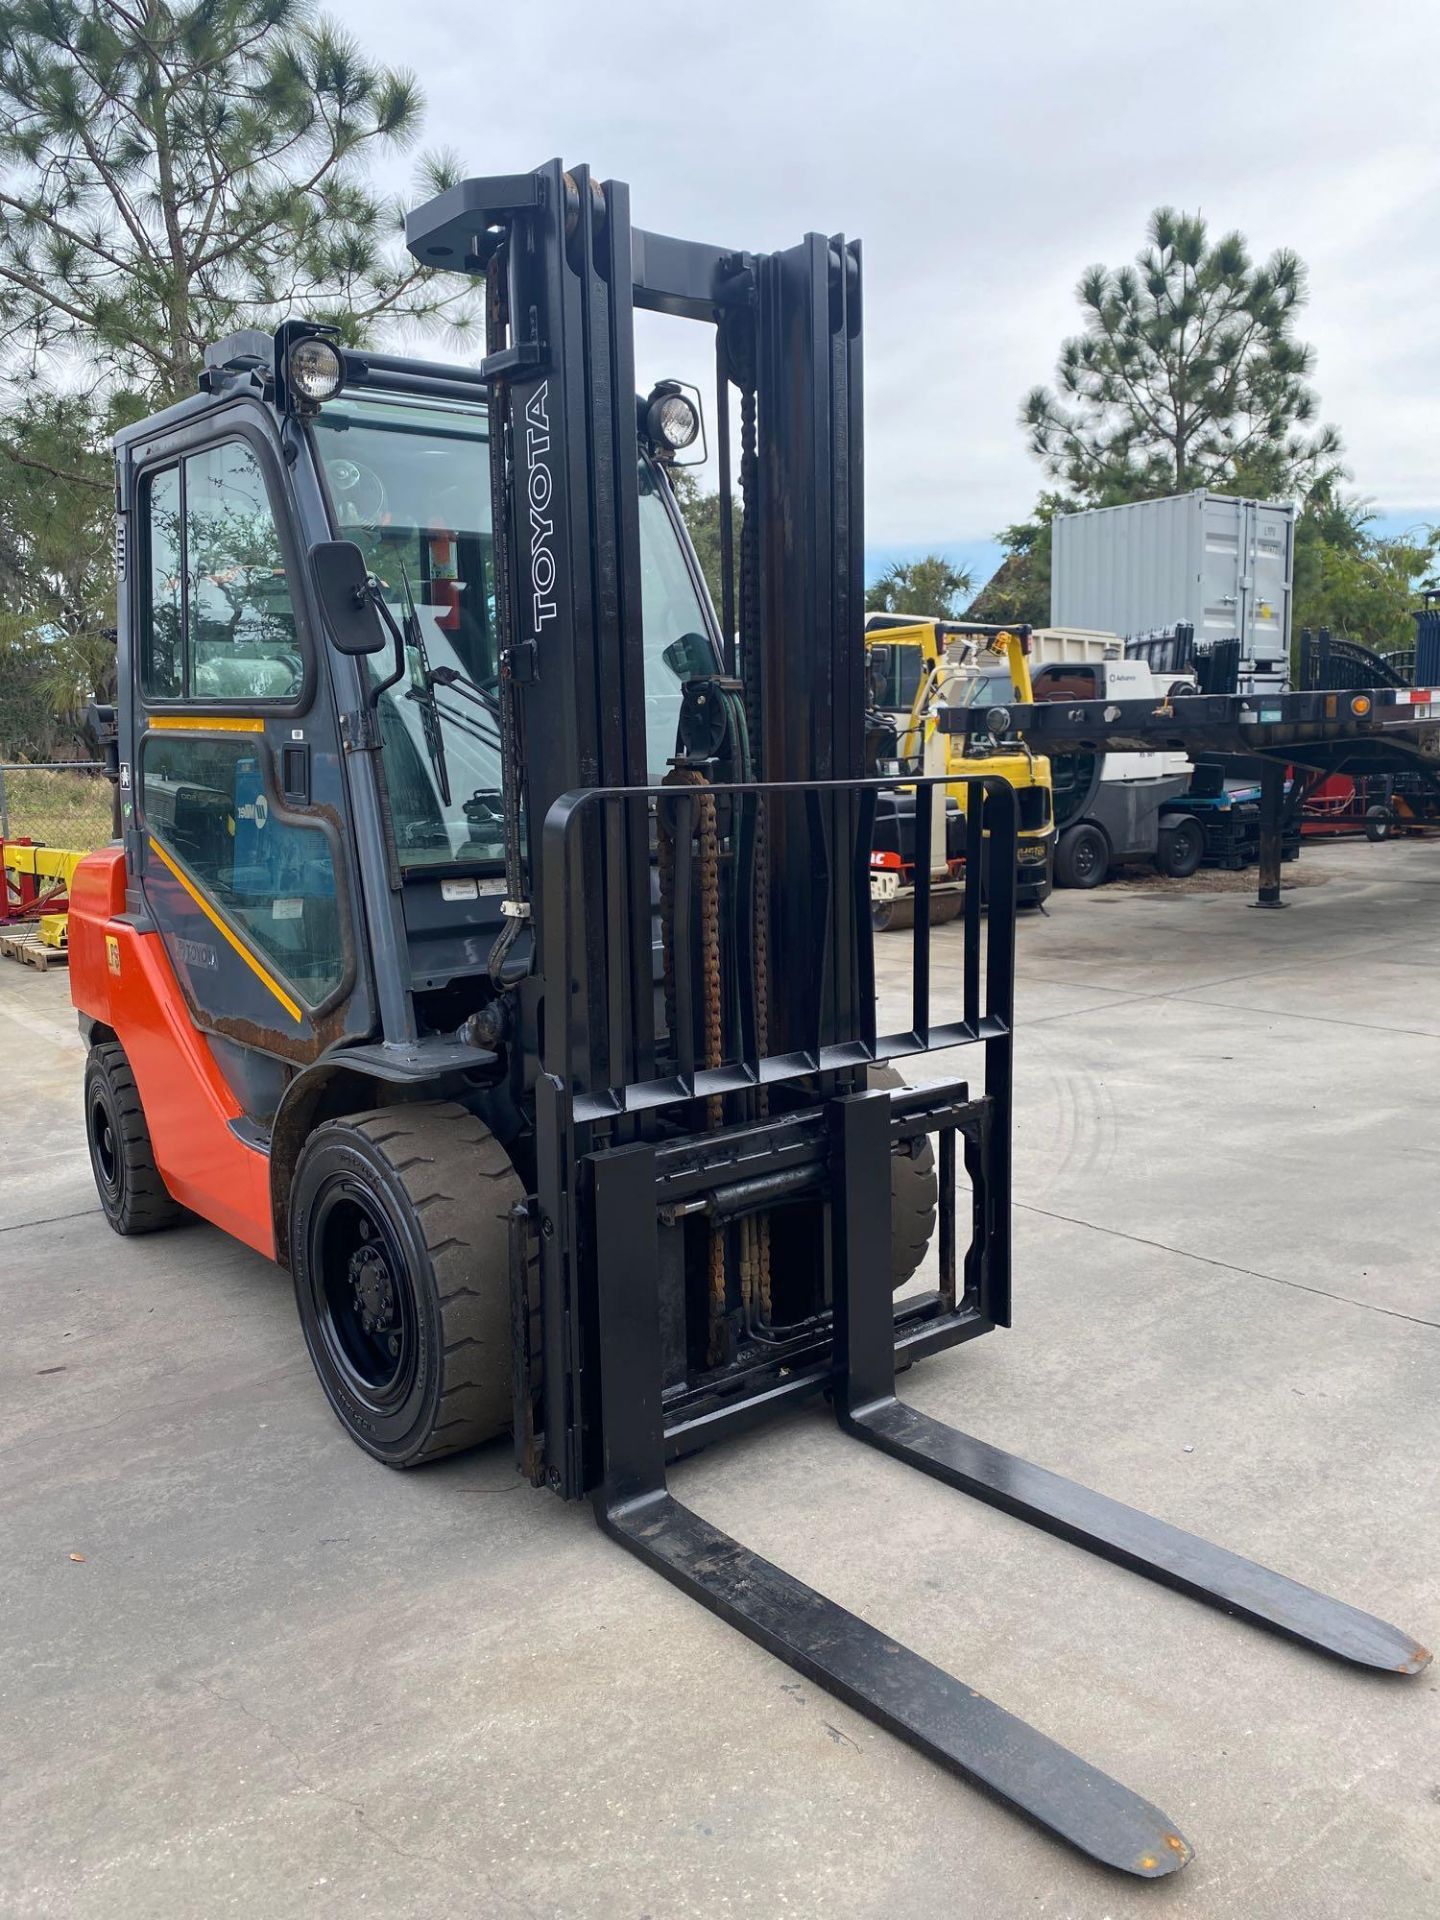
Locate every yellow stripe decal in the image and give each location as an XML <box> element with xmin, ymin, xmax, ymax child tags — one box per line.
<box><xmin>148</xmin><ymin>715</ymin><xmax>266</xmax><ymax>733</ymax></box>
<box><xmin>147</xmin><ymin>835</ymin><xmax>303</xmax><ymax>1024</ymax></box>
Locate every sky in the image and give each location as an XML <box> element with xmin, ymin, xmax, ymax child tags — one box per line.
<box><xmin>343</xmin><ymin>0</ymin><xmax>1440</xmax><ymax>589</ymax></box>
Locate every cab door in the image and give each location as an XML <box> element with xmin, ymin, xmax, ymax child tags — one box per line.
<box><xmin>127</xmin><ymin>415</ymin><xmax>374</xmax><ymax>1117</ymax></box>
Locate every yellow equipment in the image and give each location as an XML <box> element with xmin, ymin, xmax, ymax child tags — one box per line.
<box><xmin>866</xmin><ymin>615</ymin><xmax>1054</xmax><ymax>926</ymax></box>
<box><xmin>1</xmin><ymin>841</ymin><xmax>89</xmax><ymax>962</ymax></box>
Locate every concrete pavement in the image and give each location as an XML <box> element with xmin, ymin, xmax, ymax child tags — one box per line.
<box><xmin>2</xmin><ymin>839</ymin><xmax>1437</xmax><ymax>1918</ymax></box>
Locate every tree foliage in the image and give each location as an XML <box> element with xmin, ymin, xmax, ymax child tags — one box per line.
<box><xmin>1294</xmin><ymin>492</ymin><xmax>1438</xmax><ymax>655</ymax></box>
<box><xmin>0</xmin><ymin>393</ymin><xmax>118</xmax><ymax>755</ymax></box>
<box><xmin>1024</xmin><ymin>208</ymin><xmax>1341</xmax><ymax>504</ymax></box>
<box><xmin>966</xmin><ymin>500</ymin><xmax>1064</xmax><ymax>628</ymax></box>
<box><xmin>669</xmin><ymin>468</ymin><xmax>734</xmax><ymax>617</ymax></box>
<box><xmin>0</xmin><ymin>0</ymin><xmax>472</xmax><ymax>749</ymax></box>
<box><xmin>864</xmin><ymin>554</ymin><xmax>975</xmax><ymax>621</ymax></box>
<box><xmin>0</xmin><ymin>0</ymin><xmax>472</xmax><ymax>407</ymax></box>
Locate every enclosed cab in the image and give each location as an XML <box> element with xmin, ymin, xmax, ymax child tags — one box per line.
<box><xmin>69</xmin><ymin>323</ymin><xmax>725</xmax><ymax>1293</ymax></box>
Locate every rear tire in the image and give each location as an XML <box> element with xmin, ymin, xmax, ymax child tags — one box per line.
<box><xmin>868</xmin><ymin>1065</ymin><xmax>938</xmax><ymax>1290</ymax></box>
<box><xmin>289</xmin><ymin>1102</ymin><xmax>522</xmax><ymax>1467</ymax></box>
<box><xmin>1365</xmin><ymin>804</ymin><xmax>1393</xmax><ymax>843</ymax></box>
<box><xmin>1055</xmin><ymin>823</ymin><xmax>1108</xmax><ymax>889</ymax></box>
<box><xmin>84</xmin><ymin>1041</ymin><xmax>185</xmax><ymax>1235</ymax></box>
<box><xmin>1155</xmin><ymin>814</ymin><xmax>1204</xmax><ymax>878</ymax></box>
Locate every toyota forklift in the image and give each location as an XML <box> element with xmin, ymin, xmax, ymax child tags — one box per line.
<box><xmin>69</xmin><ymin>160</ymin><xmax>1426</xmax><ymax>1878</ymax></box>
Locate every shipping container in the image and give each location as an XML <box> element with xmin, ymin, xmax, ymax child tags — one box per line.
<box><xmin>1051</xmin><ymin>491</ymin><xmax>1295</xmax><ymax>666</ymax></box>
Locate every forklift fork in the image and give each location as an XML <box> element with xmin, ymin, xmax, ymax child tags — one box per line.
<box><xmin>831</xmin><ymin>1092</ymin><xmax>1430</xmax><ymax>1679</ymax></box>
<box><xmin>590</xmin><ymin>1138</ymin><xmax>1194</xmax><ymax>1879</ymax></box>
<box><xmin>591</xmin><ymin>1093</ymin><xmax>1427</xmax><ymax>1880</ymax></box>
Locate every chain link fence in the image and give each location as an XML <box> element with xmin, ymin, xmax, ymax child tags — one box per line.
<box><xmin>0</xmin><ymin>763</ymin><xmax>116</xmax><ymax>850</ymax></box>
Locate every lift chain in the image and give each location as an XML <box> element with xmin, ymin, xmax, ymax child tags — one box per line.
<box><xmin>658</xmin><ymin>765</ymin><xmax>728</xmax><ymax>1362</ymax></box>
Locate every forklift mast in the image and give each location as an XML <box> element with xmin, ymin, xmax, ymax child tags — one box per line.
<box><xmin>406</xmin><ymin>163</ymin><xmax>1010</xmax><ymax>1498</ymax></box>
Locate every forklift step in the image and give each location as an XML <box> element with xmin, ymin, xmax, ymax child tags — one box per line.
<box><xmin>840</xmin><ymin>1400</ymin><xmax>1430</xmax><ymax>1674</ymax></box>
<box><xmin>599</xmin><ymin>1489</ymin><xmax>1192</xmax><ymax>1878</ymax></box>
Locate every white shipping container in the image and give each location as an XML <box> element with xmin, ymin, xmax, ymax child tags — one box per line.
<box><xmin>1051</xmin><ymin>491</ymin><xmax>1294</xmax><ymax>660</ymax></box>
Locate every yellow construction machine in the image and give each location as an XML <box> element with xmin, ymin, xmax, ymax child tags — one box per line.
<box><xmin>866</xmin><ymin>614</ymin><xmax>1053</xmax><ymax>927</ymax></box>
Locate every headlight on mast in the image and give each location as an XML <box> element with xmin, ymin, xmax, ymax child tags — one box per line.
<box><xmin>644</xmin><ymin>381</ymin><xmax>702</xmax><ymax>458</ymax></box>
<box><xmin>288</xmin><ymin>337</ymin><xmax>344</xmax><ymax>407</ymax></box>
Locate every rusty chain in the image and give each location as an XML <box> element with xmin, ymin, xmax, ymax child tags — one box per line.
<box><xmin>659</xmin><ymin>767</ymin><xmax>728</xmax><ymax>1362</ymax></box>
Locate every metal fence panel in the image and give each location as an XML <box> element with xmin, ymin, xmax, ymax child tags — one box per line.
<box><xmin>0</xmin><ymin>763</ymin><xmax>114</xmax><ymax>848</ymax></box>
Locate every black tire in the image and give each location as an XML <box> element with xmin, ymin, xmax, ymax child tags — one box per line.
<box><xmin>84</xmin><ymin>1041</ymin><xmax>185</xmax><ymax>1234</ymax></box>
<box><xmin>871</xmin><ymin>897</ymin><xmax>895</xmax><ymax>932</ymax></box>
<box><xmin>289</xmin><ymin>1102</ymin><xmax>522</xmax><ymax>1467</ymax></box>
<box><xmin>1155</xmin><ymin>814</ymin><xmax>1204</xmax><ymax>879</ymax></box>
<box><xmin>1365</xmin><ymin>804</ymin><xmax>1393</xmax><ymax>843</ymax></box>
<box><xmin>868</xmin><ymin>1065</ymin><xmax>937</xmax><ymax>1291</ymax></box>
<box><xmin>1055</xmin><ymin>822</ymin><xmax>1108</xmax><ymax>890</ymax></box>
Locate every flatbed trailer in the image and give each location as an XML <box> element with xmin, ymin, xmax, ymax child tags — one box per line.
<box><xmin>945</xmin><ymin>688</ymin><xmax>1440</xmax><ymax>904</ymax></box>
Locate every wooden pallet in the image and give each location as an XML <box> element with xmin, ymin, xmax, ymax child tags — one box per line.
<box><xmin>0</xmin><ymin>927</ymin><xmax>68</xmax><ymax>970</ymax></box>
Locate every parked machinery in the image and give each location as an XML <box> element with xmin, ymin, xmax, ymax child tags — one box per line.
<box><xmin>866</xmin><ymin>614</ymin><xmax>1054</xmax><ymax>925</ymax></box>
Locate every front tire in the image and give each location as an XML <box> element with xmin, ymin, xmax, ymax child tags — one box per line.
<box><xmin>84</xmin><ymin>1041</ymin><xmax>185</xmax><ymax>1235</ymax></box>
<box><xmin>1055</xmin><ymin>823</ymin><xmax>1108</xmax><ymax>889</ymax></box>
<box><xmin>289</xmin><ymin>1102</ymin><xmax>521</xmax><ymax>1467</ymax></box>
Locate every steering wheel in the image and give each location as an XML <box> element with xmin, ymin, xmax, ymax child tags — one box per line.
<box><xmin>325</xmin><ymin>457</ymin><xmax>387</xmax><ymax>527</ymax></box>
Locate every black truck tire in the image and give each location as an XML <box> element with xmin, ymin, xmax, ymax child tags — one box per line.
<box><xmin>1365</xmin><ymin>804</ymin><xmax>1394</xmax><ymax>843</ymax></box>
<box><xmin>84</xmin><ymin>1041</ymin><xmax>185</xmax><ymax>1234</ymax></box>
<box><xmin>1155</xmin><ymin>814</ymin><xmax>1204</xmax><ymax>878</ymax></box>
<box><xmin>868</xmin><ymin>1065</ymin><xmax>938</xmax><ymax>1290</ymax></box>
<box><xmin>289</xmin><ymin>1102</ymin><xmax>522</xmax><ymax>1468</ymax></box>
<box><xmin>1055</xmin><ymin>822</ymin><xmax>1108</xmax><ymax>890</ymax></box>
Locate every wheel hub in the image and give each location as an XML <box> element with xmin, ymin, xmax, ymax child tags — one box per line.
<box><xmin>349</xmin><ymin>1242</ymin><xmax>396</xmax><ymax>1335</ymax></box>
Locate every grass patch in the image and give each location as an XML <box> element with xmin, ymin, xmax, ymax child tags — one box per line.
<box><xmin>1</xmin><ymin>767</ymin><xmax>115</xmax><ymax>850</ymax></box>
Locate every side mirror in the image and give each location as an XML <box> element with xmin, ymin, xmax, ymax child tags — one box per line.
<box><xmin>311</xmin><ymin>540</ymin><xmax>385</xmax><ymax>655</ymax></box>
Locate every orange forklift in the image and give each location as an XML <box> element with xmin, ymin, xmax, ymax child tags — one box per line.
<box><xmin>69</xmin><ymin>159</ymin><xmax>1426</xmax><ymax>1878</ymax></box>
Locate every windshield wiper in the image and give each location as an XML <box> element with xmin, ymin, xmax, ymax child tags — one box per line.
<box><xmin>397</xmin><ymin>561</ymin><xmax>452</xmax><ymax>808</ymax></box>
<box><xmin>426</xmin><ymin>660</ymin><xmax>501</xmax><ymax>715</ymax></box>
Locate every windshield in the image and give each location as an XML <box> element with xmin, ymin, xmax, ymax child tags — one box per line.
<box><xmin>958</xmin><ymin>665</ymin><xmax>1020</xmax><ymax>708</ymax></box>
<box><xmin>311</xmin><ymin>393</ymin><xmax>715</xmax><ymax>869</ymax></box>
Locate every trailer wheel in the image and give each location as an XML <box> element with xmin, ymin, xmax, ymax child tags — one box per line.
<box><xmin>83</xmin><ymin>1042</ymin><xmax>185</xmax><ymax>1235</ymax></box>
<box><xmin>1155</xmin><ymin>815</ymin><xmax>1204</xmax><ymax>879</ymax></box>
<box><xmin>1055</xmin><ymin>823</ymin><xmax>1108</xmax><ymax>890</ymax></box>
<box><xmin>289</xmin><ymin>1102</ymin><xmax>521</xmax><ymax>1468</ymax></box>
<box><xmin>868</xmin><ymin>1065</ymin><xmax>938</xmax><ymax>1290</ymax></box>
<box><xmin>1365</xmin><ymin>805</ymin><xmax>1394</xmax><ymax>843</ymax></box>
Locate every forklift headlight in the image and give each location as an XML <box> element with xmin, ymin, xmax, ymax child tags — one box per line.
<box><xmin>645</xmin><ymin>383</ymin><xmax>701</xmax><ymax>455</ymax></box>
<box><xmin>288</xmin><ymin>337</ymin><xmax>344</xmax><ymax>406</ymax></box>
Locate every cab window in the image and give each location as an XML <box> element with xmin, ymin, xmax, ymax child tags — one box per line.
<box><xmin>141</xmin><ymin>441</ymin><xmax>303</xmax><ymax>702</ymax></box>
<box><xmin>142</xmin><ymin>733</ymin><xmax>343</xmax><ymax>1005</ymax></box>
<box><xmin>1032</xmin><ymin>666</ymin><xmax>1098</xmax><ymax>703</ymax></box>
